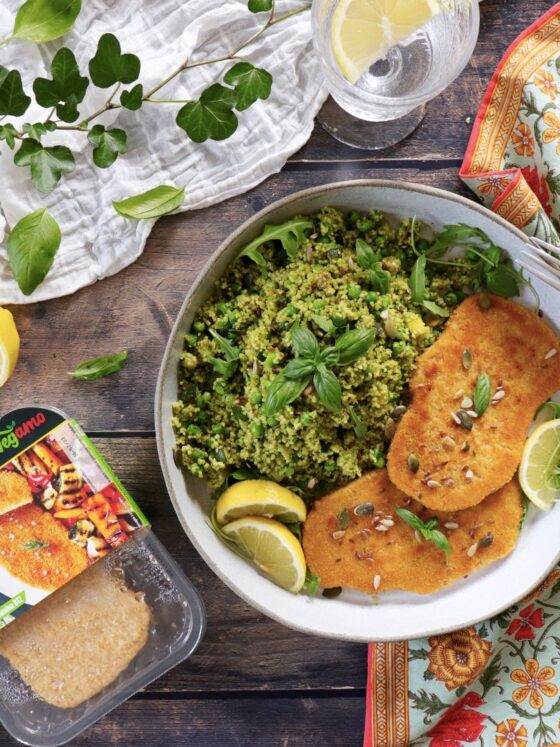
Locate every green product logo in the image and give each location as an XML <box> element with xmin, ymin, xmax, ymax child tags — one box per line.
<box><xmin>0</xmin><ymin>421</ymin><xmax>19</xmax><ymax>455</ymax></box>
<box><xmin>0</xmin><ymin>591</ymin><xmax>26</xmax><ymax>621</ymax></box>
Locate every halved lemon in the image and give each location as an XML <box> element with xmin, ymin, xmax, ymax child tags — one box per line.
<box><xmin>215</xmin><ymin>480</ymin><xmax>307</xmax><ymax>525</ymax></box>
<box><xmin>519</xmin><ymin>419</ymin><xmax>560</xmax><ymax>511</ymax></box>
<box><xmin>0</xmin><ymin>308</ymin><xmax>20</xmax><ymax>388</ymax></box>
<box><xmin>221</xmin><ymin>516</ymin><xmax>306</xmax><ymax>593</ymax></box>
<box><xmin>331</xmin><ymin>0</ymin><xmax>441</xmax><ymax>83</ymax></box>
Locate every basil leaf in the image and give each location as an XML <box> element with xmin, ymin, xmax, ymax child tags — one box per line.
<box><xmin>176</xmin><ymin>83</ymin><xmax>238</xmax><ymax>143</ymax></box>
<box><xmin>0</xmin><ymin>123</ymin><xmax>18</xmax><ymax>150</ymax></box>
<box><xmin>231</xmin><ymin>469</ymin><xmax>256</xmax><ymax>481</ymax></box>
<box><xmin>422</xmin><ymin>300</ymin><xmax>450</xmax><ymax>318</ymax></box>
<box><xmin>240</xmin><ymin>218</ymin><xmax>313</xmax><ymax>264</ymax></box>
<box><xmin>13</xmin><ymin>0</ymin><xmax>81</xmax><ymax>42</ymax></box>
<box><xmin>319</xmin><ymin>345</ymin><xmax>339</xmax><ymax>368</ymax></box>
<box><xmin>484</xmin><ymin>267</ymin><xmax>519</xmax><ymax>298</ymax></box>
<box><xmin>113</xmin><ymin>185</ymin><xmax>185</xmax><ymax>220</ymax></box>
<box><xmin>88</xmin><ymin>33</ymin><xmax>140</xmax><ymax>88</ymax></box>
<box><xmin>0</xmin><ymin>66</ymin><xmax>31</xmax><ymax>117</ymax></box>
<box><xmin>33</xmin><ymin>48</ymin><xmax>88</xmax><ymax>123</ymax></box>
<box><xmin>473</xmin><ymin>371</ymin><xmax>492</xmax><ymax>416</ymax></box>
<box><xmin>311</xmin><ymin>315</ymin><xmax>335</xmax><ymax>335</ymax></box>
<box><xmin>223</xmin><ymin>62</ymin><xmax>272</xmax><ymax>112</ymax></box>
<box><xmin>369</xmin><ymin>266</ymin><xmax>390</xmax><ymax>294</ymax></box>
<box><xmin>395</xmin><ymin>508</ymin><xmax>450</xmax><ymax>560</ymax></box>
<box><xmin>313</xmin><ymin>365</ymin><xmax>342</xmax><ymax>413</ymax></box>
<box><xmin>87</xmin><ymin>124</ymin><xmax>127</xmax><ymax>168</ymax></box>
<box><xmin>248</xmin><ymin>0</ymin><xmax>272</xmax><ymax>10</ymax></box>
<box><xmin>14</xmin><ymin>138</ymin><xmax>75</xmax><ymax>193</ymax></box>
<box><xmin>349</xmin><ymin>407</ymin><xmax>367</xmax><ymax>439</ymax></box>
<box><xmin>283</xmin><ymin>358</ymin><xmax>316</xmax><ymax>380</ymax></box>
<box><xmin>68</xmin><ymin>351</ymin><xmax>128</xmax><ymax>381</ymax></box>
<box><xmin>292</xmin><ymin>327</ymin><xmax>320</xmax><ymax>359</ymax></box>
<box><xmin>7</xmin><ymin>209</ymin><xmax>61</xmax><ymax>296</ymax></box>
<box><xmin>410</xmin><ymin>255</ymin><xmax>426</xmax><ymax>304</ymax></box>
<box><xmin>302</xmin><ymin>570</ymin><xmax>321</xmax><ymax>596</ymax></box>
<box><xmin>263</xmin><ymin>374</ymin><xmax>310</xmax><ymax>416</ymax></box>
<box><xmin>120</xmin><ymin>83</ymin><xmax>144</xmax><ymax>111</ymax></box>
<box><xmin>335</xmin><ymin>328</ymin><xmax>375</xmax><ymax>365</ymax></box>
<box><xmin>355</xmin><ymin>238</ymin><xmax>377</xmax><ymax>270</ymax></box>
<box><xmin>209</xmin><ymin>329</ymin><xmax>239</xmax><ymax>361</ymax></box>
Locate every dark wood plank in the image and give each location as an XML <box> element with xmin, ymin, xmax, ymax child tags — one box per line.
<box><xmin>292</xmin><ymin>0</ymin><xmax>551</xmax><ymax>162</ymax></box>
<box><xmin>90</xmin><ymin>438</ymin><xmax>367</xmax><ymax>694</ymax></box>
<box><xmin>0</xmin><ymin>695</ymin><xmax>366</xmax><ymax>747</ymax></box>
<box><xmin>5</xmin><ymin>164</ymin><xmax>472</xmax><ymax>431</ymax></box>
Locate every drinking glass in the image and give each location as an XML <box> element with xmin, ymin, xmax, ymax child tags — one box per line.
<box><xmin>312</xmin><ymin>0</ymin><xmax>480</xmax><ymax>150</ymax></box>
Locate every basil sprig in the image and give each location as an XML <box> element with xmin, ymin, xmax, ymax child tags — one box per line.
<box><xmin>395</xmin><ymin>508</ymin><xmax>451</xmax><ymax>560</ymax></box>
<box><xmin>263</xmin><ymin>326</ymin><xmax>376</xmax><ymax>416</ymax></box>
<box><xmin>355</xmin><ymin>239</ymin><xmax>390</xmax><ymax>294</ymax></box>
<box><xmin>409</xmin><ymin>253</ymin><xmax>449</xmax><ymax>318</ymax></box>
<box><xmin>473</xmin><ymin>371</ymin><xmax>492</xmax><ymax>416</ymax></box>
<box><xmin>208</xmin><ymin>329</ymin><xmax>240</xmax><ymax>379</ymax></box>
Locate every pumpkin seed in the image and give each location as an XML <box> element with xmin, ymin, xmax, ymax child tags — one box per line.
<box><xmin>385</xmin><ymin>417</ymin><xmax>397</xmax><ymax>440</ymax></box>
<box><xmin>545</xmin><ymin>348</ymin><xmax>558</xmax><ymax>360</ymax></box>
<box><xmin>337</xmin><ymin>508</ymin><xmax>350</xmax><ymax>530</ymax></box>
<box><xmin>391</xmin><ymin>405</ymin><xmax>407</xmax><ymax>420</ymax></box>
<box><xmin>354</xmin><ymin>502</ymin><xmax>374</xmax><ymax>517</ymax></box>
<box><xmin>461</xmin><ymin>440</ymin><xmax>470</xmax><ymax>453</ymax></box>
<box><xmin>322</xmin><ymin>587</ymin><xmax>342</xmax><ymax>599</ymax></box>
<box><xmin>407</xmin><ymin>452</ymin><xmax>420</xmax><ymax>473</ymax></box>
<box><xmin>456</xmin><ymin>410</ymin><xmax>473</xmax><ymax>430</ymax></box>
<box><xmin>478</xmin><ymin>532</ymin><xmax>494</xmax><ymax>549</ymax></box>
<box><xmin>462</xmin><ymin>349</ymin><xmax>473</xmax><ymax>371</ymax></box>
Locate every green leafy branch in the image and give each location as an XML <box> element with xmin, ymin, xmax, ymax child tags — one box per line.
<box><xmin>395</xmin><ymin>508</ymin><xmax>451</xmax><ymax>560</ymax></box>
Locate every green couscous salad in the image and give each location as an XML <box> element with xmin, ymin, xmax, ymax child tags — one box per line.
<box><xmin>171</xmin><ymin>207</ymin><xmax>497</xmax><ymax>494</ymax></box>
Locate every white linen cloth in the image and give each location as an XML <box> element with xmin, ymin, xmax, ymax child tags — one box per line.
<box><xmin>0</xmin><ymin>0</ymin><xmax>326</xmax><ymax>303</ymax></box>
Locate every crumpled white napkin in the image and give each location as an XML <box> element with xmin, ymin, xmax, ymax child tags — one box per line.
<box><xmin>0</xmin><ymin>0</ymin><xmax>326</xmax><ymax>304</ymax></box>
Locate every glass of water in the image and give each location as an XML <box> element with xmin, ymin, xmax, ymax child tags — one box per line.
<box><xmin>312</xmin><ymin>0</ymin><xmax>480</xmax><ymax>150</ymax></box>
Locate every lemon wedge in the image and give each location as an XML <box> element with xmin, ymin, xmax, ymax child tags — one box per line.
<box><xmin>221</xmin><ymin>516</ymin><xmax>307</xmax><ymax>593</ymax></box>
<box><xmin>331</xmin><ymin>0</ymin><xmax>441</xmax><ymax>83</ymax></box>
<box><xmin>216</xmin><ymin>480</ymin><xmax>307</xmax><ymax>525</ymax></box>
<box><xmin>519</xmin><ymin>418</ymin><xmax>560</xmax><ymax>511</ymax></box>
<box><xmin>0</xmin><ymin>308</ymin><xmax>20</xmax><ymax>388</ymax></box>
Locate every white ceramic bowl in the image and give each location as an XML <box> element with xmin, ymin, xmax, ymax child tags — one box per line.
<box><xmin>155</xmin><ymin>180</ymin><xmax>560</xmax><ymax>642</ymax></box>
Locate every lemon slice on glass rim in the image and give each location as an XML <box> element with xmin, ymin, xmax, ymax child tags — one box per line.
<box><xmin>519</xmin><ymin>418</ymin><xmax>560</xmax><ymax>512</ymax></box>
<box><xmin>215</xmin><ymin>479</ymin><xmax>307</xmax><ymax>525</ymax></box>
<box><xmin>331</xmin><ymin>0</ymin><xmax>442</xmax><ymax>83</ymax></box>
<box><xmin>221</xmin><ymin>516</ymin><xmax>307</xmax><ymax>593</ymax></box>
<box><xmin>0</xmin><ymin>308</ymin><xmax>20</xmax><ymax>388</ymax></box>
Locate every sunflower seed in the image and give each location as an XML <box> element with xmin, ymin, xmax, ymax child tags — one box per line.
<box><xmin>427</xmin><ymin>479</ymin><xmax>442</xmax><ymax>489</ymax></box>
<box><xmin>467</xmin><ymin>543</ymin><xmax>478</xmax><ymax>557</ymax></box>
<box><xmin>451</xmin><ymin>411</ymin><xmax>462</xmax><ymax>425</ymax></box>
<box><xmin>491</xmin><ymin>389</ymin><xmax>506</xmax><ymax>404</ymax></box>
<box><xmin>380</xmin><ymin>518</ymin><xmax>394</xmax><ymax>528</ymax></box>
<box><xmin>332</xmin><ymin>530</ymin><xmax>346</xmax><ymax>541</ymax></box>
<box><xmin>307</xmin><ymin>478</ymin><xmax>317</xmax><ymax>489</ymax></box>
<box><xmin>373</xmin><ymin>575</ymin><xmax>381</xmax><ymax>591</ymax></box>
<box><xmin>354</xmin><ymin>502</ymin><xmax>374</xmax><ymax>517</ymax></box>
<box><xmin>465</xmin><ymin>469</ymin><xmax>474</xmax><ymax>482</ymax></box>
<box><xmin>462</xmin><ymin>349</ymin><xmax>473</xmax><ymax>371</ymax></box>
<box><xmin>306</xmin><ymin>247</ymin><xmax>313</xmax><ymax>262</ymax></box>
<box><xmin>545</xmin><ymin>348</ymin><xmax>558</xmax><ymax>360</ymax></box>
<box><xmin>375</xmin><ymin>525</ymin><xmax>389</xmax><ymax>532</ymax></box>
<box><xmin>446</xmin><ymin>478</ymin><xmax>455</xmax><ymax>487</ymax></box>
<box><xmin>461</xmin><ymin>396</ymin><xmax>474</xmax><ymax>409</ymax></box>
<box><xmin>347</xmin><ymin>257</ymin><xmax>354</xmax><ymax>270</ymax></box>
<box><xmin>466</xmin><ymin>410</ymin><xmax>479</xmax><ymax>419</ymax></box>
<box><xmin>444</xmin><ymin>522</ymin><xmax>459</xmax><ymax>529</ymax></box>
<box><xmin>453</xmin><ymin>389</ymin><xmax>465</xmax><ymax>400</ymax></box>
<box><xmin>407</xmin><ymin>452</ymin><xmax>420</xmax><ymax>473</ymax></box>
<box><xmin>442</xmin><ymin>436</ymin><xmax>456</xmax><ymax>451</ymax></box>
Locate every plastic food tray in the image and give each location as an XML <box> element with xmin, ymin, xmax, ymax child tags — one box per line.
<box><xmin>0</xmin><ymin>530</ymin><xmax>206</xmax><ymax>747</ymax></box>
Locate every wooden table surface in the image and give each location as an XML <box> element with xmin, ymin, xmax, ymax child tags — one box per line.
<box><xmin>1</xmin><ymin>1</ymin><xmax>549</xmax><ymax>744</ymax></box>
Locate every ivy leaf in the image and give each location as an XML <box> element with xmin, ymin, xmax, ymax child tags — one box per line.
<box><xmin>88</xmin><ymin>33</ymin><xmax>140</xmax><ymax>88</ymax></box>
<box><xmin>6</xmin><ymin>209</ymin><xmax>61</xmax><ymax>296</ymax></box>
<box><xmin>0</xmin><ymin>124</ymin><xmax>18</xmax><ymax>150</ymax></box>
<box><xmin>240</xmin><ymin>218</ymin><xmax>313</xmax><ymax>265</ymax></box>
<box><xmin>248</xmin><ymin>0</ymin><xmax>273</xmax><ymax>10</ymax></box>
<box><xmin>313</xmin><ymin>365</ymin><xmax>342</xmax><ymax>413</ymax></box>
<box><xmin>263</xmin><ymin>374</ymin><xmax>310</xmax><ymax>416</ymax></box>
<box><xmin>33</xmin><ymin>48</ymin><xmax>88</xmax><ymax>123</ymax></box>
<box><xmin>14</xmin><ymin>139</ymin><xmax>75</xmax><ymax>193</ymax></box>
<box><xmin>176</xmin><ymin>84</ymin><xmax>238</xmax><ymax>143</ymax></box>
<box><xmin>13</xmin><ymin>0</ymin><xmax>81</xmax><ymax>42</ymax></box>
<box><xmin>68</xmin><ymin>351</ymin><xmax>128</xmax><ymax>381</ymax></box>
<box><xmin>87</xmin><ymin>124</ymin><xmax>127</xmax><ymax>168</ymax></box>
<box><xmin>473</xmin><ymin>371</ymin><xmax>492</xmax><ymax>416</ymax></box>
<box><xmin>0</xmin><ymin>66</ymin><xmax>31</xmax><ymax>117</ymax></box>
<box><xmin>223</xmin><ymin>62</ymin><xmax>272</xmax><ymax>111</ymax></box>
<box><xmin>22</xmin><ymin>122</ymin><xmax>49</xmax><ymax>140</ymax></box>
<box><xmin>120</xmin><ymin>83</ymin><xmax>143</xmax><ymax>111</ymax></box>
<box><xmin>113</xmin><ymin>185</ymin><xmax>185</xmax><ymax>220</ymax></box>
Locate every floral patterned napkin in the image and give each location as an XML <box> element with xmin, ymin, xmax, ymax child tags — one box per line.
<box><xmin>364</xmin><ymin>6</ymin><xmax>560</xmax><ymax>746</ymax></box>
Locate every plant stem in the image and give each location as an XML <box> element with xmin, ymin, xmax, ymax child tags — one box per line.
<box><xmin>0</xmin><ymin>34</ymin><xmax>14</xmax><ymax>48</ymax></box>
<box><xmin>144</xmin><ymin>98</ymin><xmax>190</xmax><ymax>104</ymax></box>
<box><xmin>43</xmin><ymin>107</ymin><xmax>56</xmax><ymax>125</ymax></box>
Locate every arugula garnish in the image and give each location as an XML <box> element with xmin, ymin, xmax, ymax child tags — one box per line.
<box><xmin>395</xmin><ymin>508</ymin><xmax>450</xmax><ymax>560</ymax></box>
<box><xmin>208</xmin><ymin>329</ymin><xmax>240</xmax><ymax>379</ymax></box>
<box><xmin>473</xmin><ymin>372</ymin><xmax>492</xmax><ymax>416</ymax></box>
<box><xmin>263</xmin><ymin>326</ymin><xmax>376</xmax><ymax>416</ymax></box>
<box><xmin>240</xmin><ymin>218</ymin><xmax>313</xmax><ymax>266</ymax></box>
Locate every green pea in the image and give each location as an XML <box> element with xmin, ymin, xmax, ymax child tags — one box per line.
<box><xmin>186</xmin><ymin>424</ymin><xmax>202</xmax><ymax>437</ymax></box>
<box><xmin>197</xmin><ymin>411</ymin><xmax>210</xmax><ymax>424</ymax></box>
<box><xmin>267</xmin><ymin>416</ymin><xmax>278</xmax><ymax>427</ymax></box>
<box><xmin>264</xmin><ymin>353</ymin><xmax>277</xmax><ymax>369</ymax></box>
<box><xmin>193</xmin><ymin>321</ymin><xmax>205</xmax><ymax>333</ymax></box>
<box><xmin>285</xmin><ymin>303</ymin><xmax>297</xmax><ymax>317</ymax></box>
<box><xmin>366</xmin><ymin>292</ymin><xmax>378</xmax><ymax>304</ymax></box>
<box><xmin>202</xmin><ymin>392</ymin><xmax>211</xmax><ymax>401</ymax></box>
<box><xmin>347</xmin><ymin>285</ymin><xmax>361</xmax><ymax>300</ymax></box>
<box><xmin>195</xmin><ymin>396</ymin><xmax>207</xmax><ymax>409</ymax></box>
<box><xmin>213</xmin><ymin>381</ymin><xmax>228</xmax><ymax>395</ymax></box>
<box><xmin>192</xmin><ymin>449</ymin><xmax>207</xmax><ymax>462</ymax></box>
<box><xmin>185</xmin><ymin>333</ymin><xmax>197</xmax><ymax>347</ymax></box>
<box><xmin>250</xmin><ymin>391</ymin><xmax>263</xmax><ymax>405</ymax></box>
<box><xmin>217</xmin><ymin>302</ymin><xmax>229</xmax><ymax>315</ymax></box>
<box><xmin>314</xmin><ymin>299</ymin><xmax>326</xmax><ymax>311</ymax></box>
<box><xmin>211</xmin><ymin>424</ymin><xmax>225</xmax><ymax>435</ymax></box>
<box><xmin>300</xmin><ymin>412</ymin><xmax>313</xmax><ymax>426</ymax></box>
<box><xmin>251</xmin><ymin>423</ymin><xmax>265</xmax><ymax>438</ymax></box>
<box><xmin>324</xmin><ymin>461</ymin><xmax>336</xmax><ymax>473</ymax></box>
<box><xmin>347</xmin><ymin>210</ymin><xmax>360</xmax><ymax>226</ymax></box>
<box><xmin>445</xmin><ymin>292</ymin><xmax>458</xmax><ymax>305</ymax></box>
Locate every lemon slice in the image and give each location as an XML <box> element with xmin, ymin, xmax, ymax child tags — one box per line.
<box><xmin>221</xmin><ymin>516</ymin><xmax>306</xmax><ymax>593</ymax></box>
<box><xmin>216</xmin><ymin>480</ymin><xmax>307</xmax><ymax>525</ymax></box>
<box><xmin>331</xmin><ymin>0</ymin><xmax>441</xmax><ymax>83</ymax></box>
<box><xmin>0</xmin><ymin>308</ymin><xmax>20</xmax><ymax>388</ymax></box>
<box><xmin>519</xmin><ymin>419</ymin><xmax>560</xmax><ymax>511</ymax></box>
